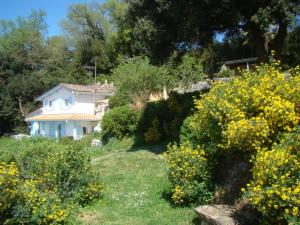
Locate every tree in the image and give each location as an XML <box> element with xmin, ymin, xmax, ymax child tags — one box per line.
<box><xmin>0</xmin><ymin>11</ymin><xmax>48</xmax><ymax>134</ymax></box>
<box><xmin>282</xmin><ymin>26</ymin><xmax>300</xmax><ymax>67</ymax></box>
<box><xmin>61</xmin><ymin>3</ymin><xmax>116</xmax><ymax>74</ymax></box>
<box><xmin>125</xmin><ymin>0</ymin><xmax>300</xmax><ymax>62</ymax></box>
<box><xmin>110</xmin><ymin>57</ymin><xmax>167</xmax><ymax>108</ymax></box>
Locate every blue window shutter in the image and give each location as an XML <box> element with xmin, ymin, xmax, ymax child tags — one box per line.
<box><xmin>61</xmin><ymin>122</ymin><xmax>66</xmax><ymax>136</ymax></box>
<box><xmin>67</xmin><ymin>97</ymin><xmax>72</xmax><ymax>106</ymax></box>
<box><xmin>49</xmin><ymin>122</ymin><xmax>54</xmax><ymax>137</ymax></box>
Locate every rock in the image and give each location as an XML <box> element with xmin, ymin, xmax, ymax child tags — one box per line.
<box><xmin>91</xmin><ymin>139</ymin><xmax>102</xmax><ymax>146</ymax></box>
<box><xmin>194</xmin><ymin>205</ymin><xmax>238</xmax><ymax>225</ymax></box>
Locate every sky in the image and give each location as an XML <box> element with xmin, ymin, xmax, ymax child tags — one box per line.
<box><xmin>0</xmin><ymin>0</ymin><xmax>104</xmax><ymax>36</ymax></box>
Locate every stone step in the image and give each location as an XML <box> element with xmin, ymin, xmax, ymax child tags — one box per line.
<box><xmin>194</xmin><ymin>205</ymin><xmax>238</xmax><ymax>225</ymax></box>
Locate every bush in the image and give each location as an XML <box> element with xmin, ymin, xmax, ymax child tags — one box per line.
<box><xmin>109</xmin><ymin>90</ymin><xmax>132</xmax><ymax>109</ymax></box>
<box><xmin>179</xmin><ymin>115</ymin><xmax>199</xmax><ymax>146</ymax></box>
<box><xmin>111</xmin><ymin>57</ymin><xmax>168</xmax><ymax>107</ymax></box>
<box><xmin>213</xmin><ymin>68</ymin><xmax>235</xmax><ymax>78</ymax></box>
<box><xmin>137</xmin><ymin>91</ymin><xmax>200</xmax><ymax>144</ymax></box>
<box><xmin>101</xmin><ymin>105</ymin><xmax>141</xmax><ymax>141</ymax></box>
<box><xmin>0</xmin><ymin>138</ymin><xmax>102</xmax><ymax>224</ymax></box>
<box><xmin>164</xmin><ymin>142</ymin><xmax>213</xmax><ymax>205</ymax></box>
<box><xmin>144</xmin><ymin>117</ymin><xmax>161</xmax><ymax>144</ymax></box>
<box><xmin>164</xmin><ymin>62</ymin><xmax>300</xmax><ymax>224</ymax></box>
<box><xmin>191</xmin><ymin>62</ymin><xmax>299</xmax><ymax>152</ymax></box>
<box><xmin>244</xmin><ymin>128</ymin><xmax>300</xmax><ymax>224</ymax></box>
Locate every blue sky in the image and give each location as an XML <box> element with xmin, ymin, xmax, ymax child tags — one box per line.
<box><xmin>0</xmin><ymin>0</ymin><xmax>104</xmax><ymax>36</ymax></box>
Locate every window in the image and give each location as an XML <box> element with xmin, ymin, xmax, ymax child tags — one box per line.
<box><xmin>68</xmin><ymin>97</ymin><xmax>72</xmax><ymax>106</ymax></box>
<box><xmin>49</xmin><ymin>100</ymin><xmax>52</xmax><ymax>108</ymax></box>
<box><xmin>64</xmin><ymin>97</ymin><xmax>72</xmax><ymax>108</ymax></box>
<box><xmin>83</xmin><ymin>127</ymin><xmax>87</xmax><ymax>135</ymax></box>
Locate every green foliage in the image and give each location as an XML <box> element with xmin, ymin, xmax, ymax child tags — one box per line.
<box><xmin>137</xmin><ymin>91</ymin><xmax>200</xmax><ymax>144</ymax></box>
<box><xmin>144</xmin><ymin>117</ymin><xmax>161</xmax><ymax>144</ymax></box>
<box><xmin>101</xmin><ymin>105</ymin><xmax>141</xmax><ymax>141</ymax></box>
<box><xmin>111</xmin><ymin>57</ymin><xmax>167</xmax><ymax>106</ymax></box>
<box><xmin>0</xmin><ymin>138</ymin><xmax>102</xmax><ymax>224</ymax></box>
<box><xmin>164</xmin><ymin>142</ymin><xmax>213</xmax><ymax>205</ymax></box>
<box><xmin>213</xmin><ymin>68</ymin><xmax>235</xmax><ymax>78</ymax></box>
<box><xmin>173</xmin><ymin>55</ymin><xmax>207</xmax><ymax>88</ymax></box>
<box><xmin>179</xmin><ymin>115</ymin><xmax>199</xmax><ymax>146</ymax></box>
<box><xmin>108</xmin><ymin>89</ymin><xmax>132</xmax><ymax>108</ymax></box>
<box><xmin>126</xmin><ymin>0</ymin><xmax>298</xmax><ymax>62</ymax></box>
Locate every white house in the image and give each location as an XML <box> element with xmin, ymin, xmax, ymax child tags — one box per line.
<box><xmin>25</xmin><ymin>82</ymin><xmax>115</xmax><ymax>140</ymax></box>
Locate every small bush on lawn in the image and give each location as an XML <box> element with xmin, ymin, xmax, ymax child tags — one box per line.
<box><xmin>101</xmin><ymin>105</ymin><xmax>141</xmax><ymax>142</ymax></box>
<box><xmin>0</xmin><ymin>138</ymin><xmax>102</xmax><ymax>224</ymax></box>
<box><xmin>164</xmin><ymin>142</ymin><xmax>213</xmax><ymax>205</ymax></box>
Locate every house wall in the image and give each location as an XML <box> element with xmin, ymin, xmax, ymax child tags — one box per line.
<box><xmin>41</xmin><ymin>87</ymin><xmax>107</xmax><ymax>115</ymax></box>
<box><xmin>30</xmin><ymin>86</ymin><xmax>111</xmax><ymax>139</ymax></box>
<box><xmin>42</xmin><ymin>88</ymin><xmax>76</xmax><ymax>115</ymax></box>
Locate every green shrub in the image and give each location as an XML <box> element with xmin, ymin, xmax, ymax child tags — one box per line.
<box><xmin>0</xmin><ymin>138</ymin><xmax>103</xmax><ymax>224</ymax></box>
<box><xmin>144</xmin><ymin>117</ymin><xmax>161</xmax><ymax>144</ymax></box>
<box><xmin>213</xmin><ymin>68</ymin><xmax>235</xmax><ymax>78</ymax></box>
<box><xmin>179</xmin><ymin>115</ymin><xmax>199</xmax><ymax>146</ymax></box>
<box><xmin>164</xmin><ymin>142</ymin><xmax>213</xmax><ymax>205</ymax></box>
<box><xmin>137</xmin><ymin>91</ymin><xmax>200</xmax><ymax>144</ymax></box>
<box><xmin>101</xmin><ymin>105</ymin><xmax>141</xmax><ymax>141</ymax></box>
<box><xmin>111</xmin><ymin>57</ymin><xmax>168</xmax><ymax>106</ymax></box>
<box><xmin>109</xmin><ymin>89</ymin><xmax>132</xmax><ymax>109</ymax></box>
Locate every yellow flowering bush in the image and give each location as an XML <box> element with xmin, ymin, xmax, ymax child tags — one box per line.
<box><xmin>15</xmin><ymin>180</ymin><xmax>72</xmax><ymax>224</ymax></box>
<box><xmin>191</xmin><ymin>62</ymin><xmax>299</xmax><ymax>152</ymax></box>
<box><xmin>0</xmin><ymin>162</ymin><xmax>19</xmax><ymax>219</ymax></box>
<box><xmin>245</xmin><ymin>128</ymin><xmax>300</xmax><ymax>224</ymax></box>
<box><xmin>0</xmin><ymin>138</ymin><xmax>103</xmax><ymax>224</ymax></box>
<box><xmin>165</xmin><ymin>62</ymin><xmax>300</xmax><ymax>224</ymax></box>
<box><xmin>164</xmin><ymin>142</ymin><xmax>213</xmax><ymax>204</ymax></box>
<box><xmin>222</xmin><ymin>117</ymin><xmax>270</xmax><ymax>151</ymax></box>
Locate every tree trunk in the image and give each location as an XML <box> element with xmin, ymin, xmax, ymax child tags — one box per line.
<box><xmin>16</xmin><ymin>96</ymin><xmax>25</xmax><ymax>118</ymax></box>
<box><xmin>272</xmin><ymin>21</ymin><xmax>288</xmax><ymax>59</ymax></box>
<box><xmin>245</xmin><ymin>22</ymin><xmax>269</xmax><ymax>62</ymax></box>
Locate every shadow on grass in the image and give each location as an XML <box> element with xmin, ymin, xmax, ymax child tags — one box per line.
<box><xmin>127</xmin><ymin>141</ymin><xmax>168</xmax><ymax>154</ymax></box>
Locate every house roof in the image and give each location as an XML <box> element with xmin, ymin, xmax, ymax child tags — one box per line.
<box><xmin>36</xmin><ymin>82</ymin><xmax>115</xmax><ymax>101</ymax></box>
<box><xmin>25</xmin><ymin>113</ymin><xmax>100</xmax><ymax>122</ymax></box>
<box><xmin>60</xmin><ymin>83</ymin><xmax>115</xmax><ymax>94</ymax></box>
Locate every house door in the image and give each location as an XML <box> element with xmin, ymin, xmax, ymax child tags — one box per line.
<box><xmin>57</xmin><ymin>124</ymin><xmax>62</xmax><ymax>138</ymax></box>
<box><xmin>83</xmin><ymin>127</ymin><xmax>87</xmax><ymax>135</ymax></box>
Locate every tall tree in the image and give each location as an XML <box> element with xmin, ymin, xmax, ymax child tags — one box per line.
<box><xmin>61</xmin><ymin>3</ymin><xmax>116</xmax><ymax>74</ymax></box>
<box><xmin>0</xmin><ymin>11</ymin><xmax>48</xmax><ymax>133</ymax></box>
<box><xmin>125</xmin><ymin>0</ymin><xmax>299</xmax><ymax>62</ymax></box>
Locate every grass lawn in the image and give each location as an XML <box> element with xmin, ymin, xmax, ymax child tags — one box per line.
<box><xmin>72</xmin><ymin>139</ymin><xmax>200</xmax><ymax>225</ymax></box>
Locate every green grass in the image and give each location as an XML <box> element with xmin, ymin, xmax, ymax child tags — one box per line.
<box><xmin>72</xmin><ymin>140</ymin><xmax>200</xmax><ymax>225</ymax></box>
